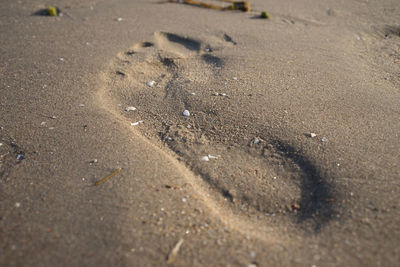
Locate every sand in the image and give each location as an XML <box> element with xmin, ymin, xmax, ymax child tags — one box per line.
<box><xmin>1</xmin><ymin>0</ymin><xmax>399</xmax><ymax>266</ymax></box>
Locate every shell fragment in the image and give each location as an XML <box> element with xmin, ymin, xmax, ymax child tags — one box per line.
<box><xmin>146</xmin><ymin>81</ymin><xmax>155</xmax><ymax>87</ymax></box>
<box><xmin>124</xmin><ymin>106</ymin><xmax>136</xmax><ymax>111</ymax></box>
<box><xmin>131</xmin><ymin>120</ymin><xmax>144</xmax><ymax>126</ymax></box>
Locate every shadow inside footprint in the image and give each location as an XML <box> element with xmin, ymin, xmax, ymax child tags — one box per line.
<box><xmin>132</xmin><ymin>42</ymin><xmax>155</xmax><ymax>53</ymax></box>
<box><xmin>271</xmin><ymin>140</ymin><xmax>334</xmax><ymax>232</ymax></box>
<box><xmin>158</xmin><ymin>54</ymin><xmax>178</xmax><ymax>69</ymax></box>
<box><xmin>159</xmin><ymin>32</ymin><xmax>201</xmax><ymax>51</ymax></box>
<box><xmin>223</xmin><ymin>33</ymin><xmax>237</xmax><ymax>45</ymax></box>
<box><xmin>202</xmin><ymin>54</ymin><xmax>224</xmax><ymax>68</ymax></box>
<box><xmin>384</xmin><ymin>25</ymin><xmax>400</xmax><ymax>37</ymax></box>
<box><xmin>136</xmin><ymin>42</ymin><xmax>154</xmax><ymax>48</ymax></box>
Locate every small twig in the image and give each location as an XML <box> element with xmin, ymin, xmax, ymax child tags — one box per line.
<box><xmin>95</xmin><ymin>168</ymin><xmax>121</xmax><ymax>186</ymax></box>
<box><xmin>168</xmin><ymin>0</ymin><xmax>250</xmax><ymax>12</ymax></box>
<box><xmin>166</xmin><ymin>238</ymin><xmax>184</xmax><ymax>263</ymax></box>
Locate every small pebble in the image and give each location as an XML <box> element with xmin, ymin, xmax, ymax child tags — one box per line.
<box><xmin>247</xmin><ymin>264</ymin><xmax>257</xmax><ymax>267</ymax></box>
<box><xmin>186</xmin><ymin>125</ymin><xmax>192</xmax><ymax>129</ymax></box>
<box><xmin>15</xmin><ymin>202</ymin><xmax>21</xmax><ymax>208</ymax></box>
<box><xmin>16</xmin><ymin>154</ymin><xmax>24</xmax><ymax>160</ymax></box>
<box><xmin>48</xmin><ymin>127</ymin><xmax>55</xmax><ymax>130</ymax></box>
<box><xmin>208</xmin><ymin>154</ymin><xmax>217</xmax><ymax>159</ymax></box>
<box><xmin>78</xmin><ymin>104</ymin><xmax>85</xmax><ymax>107</ymax></box>
<box><xmin>233</xmin><ymin>77</ymin><xmax>238</xmax><ymax>80</ymax></box>
<box><xmin>310</xmin><ymin>133</ymin><xmax>317</xmax><ymax>138</ymax></box>
<box><xmin>191</xmin><ymin>92</ymin><xmax>196</xmax><ymax>95</ymax></box>
<box><xmin>146</xmin><ymin>81</ymin><xmax>155</xmax><ymax>87</ymax></box>
<box><xmin>321</xmin><ymin>136</ymin><xmax>328</xmax><ymax>142</ymax></box>
<box><xmin>59</xmin><ymin>58</ymin><xmax>64</xmax><ymax>61</ymax></box>
<box><xmin>90</xmin><ymin>159</ymin><xmax>98</xmax><ymax>164</ymax></box>
<box><xmin>40</xmin><ymin>121</ymin><xmax>46</xmax><ymax>126</ymax></box>
<box><xmin>50</xmin><ymin>116</ymin><xmax>57</xmax><ymax>119</ymax></box>
<box><xmin>182</xmin><ymin>110</ymin><xmax>190</xmax><ymax>117</ymax></box>
<box><xmin>0</xmin><ymin>142</ymin><xmax>3</xmax><ymax>146</ymax></box>
<box><xmin>253</xmin><ymin>138</ymin><xmax>260</xmax><ymax>144</ymax></box>
<box><xmin>182</xmin><ymin>198</ymin><xmax>187</xmax><ymax>203</ymax></box>
<box><xmin>213</xmin><ymin>92</ymin><xmax>227</xmax><ymax>97</ymax></box>
<box><xmin>124</xmin><ymin>106</ymin><xmax>136</xmax><ymax>111</ymax></box>
<box><xmin>201</xmin><ymin>156</ymin><xmax>209</xmax><ymax>161</ymax></box>
<box><xmin>116</xmin><ymin>17</ymin><xmax>123</xmax><ymax>22</ymax></box>
<box><xmin>292</xmin><ymin>203</ymin><xmax>301</xmax><ymax>210</ymax></box>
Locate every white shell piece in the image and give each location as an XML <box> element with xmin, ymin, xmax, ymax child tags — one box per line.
<box><xmin>131</xmin><ymin>120</ymin><xmax>144</xmax><ymax>126</ymax></box>
<box><xmin>201</xmin><ymin>156</ymin><xmax>209</xmax><ymax>161</ymax></box>
<box><xmin>146</xmin><ymin>81</ymin><xmax>155</xmax><ymax>87</ymax></box>
<box><xmin>124</xmin><ymin>106</ymin><xmax>137</xmax><ymax>111</ymax></box>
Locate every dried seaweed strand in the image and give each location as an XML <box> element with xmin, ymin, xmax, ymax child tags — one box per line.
<box><xmin>95</xmin><ymin>168</ymin><xmax>121</xmax><ymax>186</ymax></box>
<box><xmin>169</xmin><ymin>0</ymin><xmax>250</xmax><ymax>12</ymax></box>
<box><xmin>167</xmin><ymin>238</ymin><xmax>184</xmax><ymax>263</ymax></box>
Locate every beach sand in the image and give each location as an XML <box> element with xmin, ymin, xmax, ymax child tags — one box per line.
<box><xmin>1</xmin><ymin>0</ymin><xmax>399</xmax><ymax>266</ymax></box>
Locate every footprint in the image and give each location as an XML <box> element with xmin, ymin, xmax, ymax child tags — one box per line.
<box><xmin>102</xmin><ymin>31</ymin><xmax>335</xmax><ymax>233</ymax></box>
